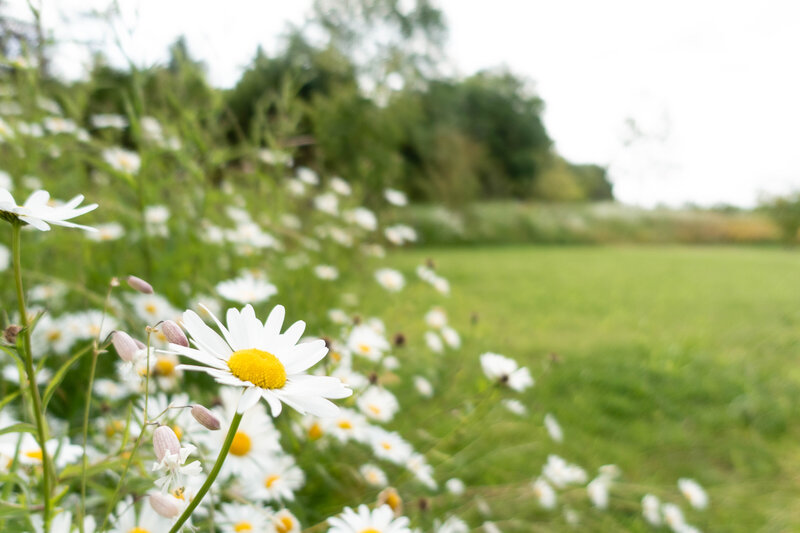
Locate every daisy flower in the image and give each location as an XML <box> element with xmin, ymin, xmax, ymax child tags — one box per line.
<box><xmin>170</xmin><ymin>304</ymin><xmax>352</xmax><ymax>416</ymax></box>
<box><xmin>425</xmin><ymin>331</ymin><xmax>444</xmax><ymax>353</ymax></box>
<box><xmin>587</xmin><ymin>476</ymin><xmax>610</xmax><ymax>509</ymax></box>
<box><xmin>296</xmin><ymin>167</ymin><xmax>319</xmax><ymax>185</ymax></box>
<box><xmin>678</xmin><ymin>478</ymin><xmax>709</xmax><ymax>509</ymax></box>
<box><xmin>314</xmin><ymin>265</ymin><xmax>339</xmax><ymax>280</ymax></box>
<box><xmin>413</xmin><ymin>376</ymin><xmax>434</xmax><ymax>398</ymax></box>
<box><xmin>502</xmin><ymin>399</ymin><xmax>527</xmax><ymax>416</ymax></box>
<box><xmin>375</xmin><ymin>268</ymin><xmax>405</xmax><ymax>292</ymax></box>
<box><xmin>103</xmin><ymin>147</ymin><xmax>141</xmax><ymax>175</ymax></box>
<box><xmin>347</xmin><ymin>325</ymin><xmax>390</xmax><ymax>362</ymax></box>
<box><xmin>357</xmin><ymin>386</ymin><xmax>399</xmax><ymax>422</ymax></box>
<box><xmin>88</xmin><ymin>222</ymin><xmax>125</xmax><ymax>241</ymax></box>
<box><xmin>314</xmin><ymin>192</ymin><xmax>339</xmax><ymax>215</ymax></box>
<box><xmin>243</xmin><ymin>454</ymin><xmax>306</xmax><ymax>502</ymax></box>
<box><xmin>327</xmin><ymin>504</ymin><xmax>411</xmax><ymax>533</ymax></box>
<box><xmin>217</xmin><ymin>503</ymin><xmax>273</xmax><ymax>533</ymax></box>
<box><xmin>441</xmin><ymin>326</ymin><xmax>461</xmax><ymax>349</ymax></box>
<box><xmin>360</xmin><ymin>464</ymin><xmax>388</xmax><ymax>487</ymax></box>
<box><xmin>368</xmin><ymin>427</ymin><xmax>413</xmax><ymax>465</ymax></box>
<box><xmin>532</xmin><ymin>478</ymin><xmax>557</xmax><ymax>509</ymax></box>
<box><xmin>480</xmin><ymin>352</ymin><xmax>534</xmax><ymax>392</ymax></box>
<box><xmin>445</xmin><ymin>478</ymin><xmax>466</xmax><ymax>495</ymax></box>
<box><xmin>109</xmin><ymin>497</ymin><xmax>172</xmax><ymax>533</ymax></box>
<box><xmin>384</xmin><ymin>188</ymin><xmax>408</xmax><ymax>206</ymax></box>
<box><xmin>424</xmin><ymin>308</ymin><xmax>447</xmax><ymax>329</ymax></box>
<box><xmin>273</xmin><ymin>509</ymin><xmax>301</xmax><ymax>533</ymax></box>
<box><xmin>329</xmin><ymin>176</ymin><xmax>352</xmax><ymax>196</ymax></box>
<box><xmin>642</xmin><ymin>494</ymin><xmax>662</xmax><ymax>526</ymax></box>
<box><xmin>0</xmin><ymin>188</ymin><xmax>97</xmax><ymax>231</ymax></box>
<box><xmin>127</xmin><ymin>293</ymin><xmax>181</xmax><ymax>325</ymax></box>
<box><xmin>344</xmin><ymin>207</ymin><xmax>377</xmax><ymax>231</ymax></box>
<box><xmin>326</xmin><ymin>407</ymin><xmax>369</xmax><ymax>443</ymax></box>
<box><xmin>216</xmin><ymin>273</ymin><xmax>278</xmax><ymax>304</ymax></box>
<box><xmin>544</xmin><ymin>413</ymin><xmax>563</xmax><ymax>443</ymax></box>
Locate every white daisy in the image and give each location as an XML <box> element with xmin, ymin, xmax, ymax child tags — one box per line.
<box><xmin>88</xmin><ymin>222</ymin><xmax>125</xmax><ymax>241</ymax></box>
<box><xmin>327</xmin><ymin>504</ymin><xmax>411</xmax><ymax>533</ymax></box>
<box><xmin>357</xmin><ymin>386</ymin><xmax>399</xmax><ymax>422</ymax></box>
<box><xmin>243</xmin><ymin>454</ymin><xmax>305</xmax><ymax>502</ymax></box>
<box><xmin>368</xmin><ymin>427</ymin><xmax>413</xmax><ymax>464</ymax></box>
<box><xmin>587</xmin><ymin>476</ymin><xmax>610</xmax><ymax>509</ymax></box>
<box><xmin>678</xmin><ymin>478</ymin><xmax>709</xmax><ymax>510</ymax></box>
<box><xmin>544</xmin><ymin>413</ymin><xmax>563</xmax><ymax>443</ymax></box>
<box><xmin>375</xmin><ymin>268</ymin><xmax>405</xmax><ymax>292</ymax></box>
<box><xmin>424</xmin><ymin>308</ymin><xmax>447</xmax><ymax>329</ymax></box>
<box><xmin>642</xmin><ymin>494</ymin><xmax>662</xmax><ymax>526</ymax></box>
<box><xmin>91</xmin><ymin>114</ymin><xmax>128</xmax><ymax>129</ymax></box>
<box><xmin>360</xmin><ymin>464</ymin><xmax>388</xmax><ymax>487</ymax></box>
<box><xmin>314</xmin><ymin>192</ymin><xmax>339</xmax><ymax>215</ymax></box>
<box><xmin>441</xmin><ymin>326</ymin><xmax>461</xmax><ymax>349</ymax></box>
<box><xmin>445</xmin><ymin>478</ymin><xmax>465</xmax><ymax>495</ymax></box>
<box><xmin>103</xmin><ymin>147</ymin><xmax>141</xmax><ymax>175</ymax></box>
<box><xmin>296</xmin><ymin>167</ymin><xmax>319</xmax><ymax>185</ymax></box>
<box><xmin>0</xmin><ymin>188</ymin><xmax>97</xmax><ymax>231</ymax></box>
<box><xmin>480</xmin><ymin>352</ymin><xmax>534</xmax><ymax>392</ymax></box>
<box><xmin>109</xmin><ymin>497</ymin><xmax>172</xmax><ymax>533</ymax></box>
<box><xmin>384</xmin><ymin>188</ymin><xmax>408</xmax><ymax>206</ymax></box>
<box><xmin>532</xmin><ymin>478</ymin><xmax>558</xmax><ymax>510</ymax></box>
<box><xmin>170</xmin><ymin>304</ymin><xmax>352</xmax><ymax>416</ymax></box>
<box><xmin>425</xmin><ymin>331</ymin><xmax>444</xmax><ymax>353</ymax></box>
<box><xmin>347</xmin><ymin>325</ymin><xmax>390</xmax><ymax>362</ymax></box>
<box><xmin>273</xmin><ymin>509</ymin><xmax>301</xmax><ymax>533</ymax></box>
<box><xmin>216</xmin><ymin>273</ymin><xmax>278</xmax><ymax>304</ymax></box>
<box><xmin>217</xmin><ymin>503</ymin><xmax>273</xmax><ymax>533</ymax></box>
<box><xmin>502</xmin><ymin>399</ymin><xmax>527</xmax><ymax>416</ymax></box>
<box><xmin>344</xmin><ymin>207</ymin><xmax>377</xmax><ymax>231</ymax></box>
<box><xmin>314</xmin><ymin>265</ymin><xmax>339</xmax><ymax>280</ymax></box>
<box><xmin>329</xmin><ymin>176</ymin><xmax>352</xmax><ymax>196</ymax></box>
<box><xmin>413</xmin><ymin>376</ymin><xmax>434</xmax><ymax>398</ymax></box>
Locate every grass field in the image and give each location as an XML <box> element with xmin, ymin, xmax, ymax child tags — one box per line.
<box><xmin>362</xmin><ymin>246</ymin><xmax>800</xmax><ymax>532</ymax></box>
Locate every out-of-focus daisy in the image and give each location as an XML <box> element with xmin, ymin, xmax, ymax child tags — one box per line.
<box><xmin>425</xmin><ymin>331</ymin><xmax>444</xmax><ymax>353</ymax></box>
<box><xmin>259</xmin><ymin>149</ymin><xmax>293</xmax><ymax>166</ymax></box>
<box><xmin>542</xmin><ymin>455</ymin><xmax>587</xmax><ymax>488</ymax></box>
<box><xmin>408</xmin><ymin>453</ymin><xmax>437</xmax><ymax>489</ymax></box>
<box><xmin>445</xmin><ymin>478</ymin><xmax>466</xmax><ymax>495</ymax></box>
<box><xmin>314</xmin><ymin>192</ymin><xmax>339</xmax><ymax>215</ymax></box>
<box><xmin>436</xmin><ymin>516</ymin><xmax>469</xmax><ymax>533</ymax></box>
<box><xmin>43</xmin><ymin>116</ymin><xmax>78</xmax><ymax>134</ymax></box>
<box><xmin>425</xmin><ymin>308</ymin><xmax>447</xmax><ymax>329</ymax></box>
<box><xmin>327</xmin><ymin>504</ymin><xmax>411</xmax><ymax>533</ymax></box>
<box><xmin>480</xmin><ymin>353</ymin><xmax>534</xmax><ymax>392</ymax></box>
<box><xmin>328</xmin><ymin>309</ymin><xmax>350</xmax><ymax>325</ymax></box>
<box><xmin>217</xmin><ymin>503</ymin><xmax>273</xmax><ymax>533</ymax></box>
<box><xmin>678</xmin><ymin>478</ymin><xmax>708</xmax><ymax>509</ymax></box>
<box><xmin>544</xmin><ymin>413</ymin><xmax>563</xmax><ymax>443</ymax></box>
<box><xmin>314</xmin><ymin>265</ymin><xmax>339</xmax><ymax>280</ymax></box>
<box><xmin>529</xmin><ymin>477</ymin><xmax>556</xmax><ymax>509</ymax></box>
<box><xmin>587</xmin><ymin>476</ymin><xmax>610</xmax><ymax>509</ymax></box>
<box><xmin>368</xmin><ymin>428</ymin><xmax>414</xmax><ymax>464</ymax></box>
<box><xmin>243</xmin><ymin>454</ymin><xmax>305</xmax><ymax>502</ymax></box>
<box><xmin>103</xmin><ymin>147</ymin><xmax>141</xmax><ymax>175</ymax></box>
<box><xmin>0</xmin><ymin>243</ymin><xmax>7</xmax><ymax>271</ymax></box>
<box><xmin>108</xmin><ymin>497</ymin><xmax>172</xmax><ymax>533</ymax></box>
<box><xmin>413</xmin><ymin>376</ymin><xmax>434</xmax><ymax>398</ymax></box>
<box><xmin>91</xmin><ymin>114</ymin><xmax>128</xmax><ymax>129</ymax></box>
<box><xmin>296</xmin><ymin>167</ymin><xmax>319</xmax><ymax>185</ymax></box>
<box><xmin>170</xmin><ymin>304</ymin><xmax>352</xmax><ymax>416</ymax></box>
<box><xmin>384</xmin><ymin>224</ymin><xmax>417</xmax><ymax>245</ymax></box>
<box><xmin>326</xmin><ymin>407</ymin><xmax>368</xmax><ymax>443</ymax></box>
<box><xmin>375</xmin><ymin>268</ymin><xmax>405</xmax><ymax>292</ymax></box>
<box><xmin>357</xmin><ymin>386</ymin><xmax>399</xmax><ymax>422</ymax></box>
<box><xmin>360</xmin><ymin>464</ymin><xmax>388</xmax><ymax>487</ymax></box>
<box><xmin>384</xmin><ymin>188</ymin><xmax>408</xmax><ymax>206</ymax></box>
<box><xmin>502</xmin><ymin>399</ymin><xmax>527</xmax><ymax>416</ymax></box>
<box><xmin>128</xmin><ymin>293</ymin><xmax>181</xmax><ymax>324</ymax></box>
<box><xmin>273</xmin><ymin>509</ymin><xmax>301</xmax><ymax>533</ymax></box>
<box><xmin>344</xmin><ymin>207</ymin><xmax>377</xmax><ymax>231</ymax></box>
<box><xmin>329</xmin><ymin>176</ymin><xmax>352</xmax><ymax>196</ymax></box>
<box><xmin>0</xmin><ymin>188</ymin><xmax>97</xmax><ymax>231</ymax></box>
<box><xmin>347</xmin><ymin>324</ymin><xmax>390</xmax><ymax>362</ymax></box>
<box><xmin>216</xmin><ymin>273</ymin><xmax>278</xmax><ymax>304</ymax></box>
<box><xmin>642</xmin><ymin>494</ymin><xmax>662</xmax><ymax>526</ymax></box>
<box><xmin>88</xmin><ymin>222</ymin><xmax>125</xmax><ymax>241</ymax></box>
<box><xmin>144</xmin><ymin>205</ymin><xmax>170</xmax><ymax>236</ymax></box>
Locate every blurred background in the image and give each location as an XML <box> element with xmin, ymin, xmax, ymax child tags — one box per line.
<box><xmin>2</xmin><ymin>1</ymin><xmax>800</xmax><ymax>531</ymax></box>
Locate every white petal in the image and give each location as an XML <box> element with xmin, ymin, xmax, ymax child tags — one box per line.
<box><xmin>237</xmin><ymin>387</ymin><xmax>262</xmax><ymax>413</ymax></box>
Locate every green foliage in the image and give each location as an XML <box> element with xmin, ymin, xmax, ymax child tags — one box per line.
<box><xmin>759</xmin><ymin>193</ymin><xmax>800</xmax><ymax>243</ymax></box>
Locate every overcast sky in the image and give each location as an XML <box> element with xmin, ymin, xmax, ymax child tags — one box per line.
<box><xmin>6</xmin><ymin>0</ymin><xmax>800</xmax><ymax>207</ymax></box>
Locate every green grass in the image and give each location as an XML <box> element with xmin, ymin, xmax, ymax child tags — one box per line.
<box><xmin>362</xmin><ymin>246</ymin><xmax>800</xmax><ymax>532</ymax></box>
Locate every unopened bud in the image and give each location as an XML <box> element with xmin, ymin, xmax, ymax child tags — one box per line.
<box><xmin>134</xmin><ymin>339</ymin><xmax>146</xmax><ymax>350</ymax></box>
<box><xmin>127</xmin><ymin>275</ymin><xmax>153</xmax><ymax>294</ymax></box>
<box><xmin>378</xmin><ymin>487</ymin><xmax>403</xmax><ymax>516</ymax></box>
<box><xmin>3</xmin><ymin>325</ymin><xmax>21</xmax><ymax>344</ymax></box>
<box><xmin>153</xmin><ymin>425</ymin><xmax>180</xmax><ymax>461</ymax></box>
<box><xmin>112</xmin><ymin>331</ymin><xmax>139</xmax><ymax>362</ymax></box>
<box><xmin>191</xmin><ymin>404</ymin><xmax>221</xmax><ymax>431</ymax></box>
<box><xmin>161</xmin><ymin>320</ymin><xmax>189</xmax><ymax>347</ymax></box>
<box><xmin>149</xmin><ymin>492</ymin><xmax>180</xmax><ymax>518</ymax></box>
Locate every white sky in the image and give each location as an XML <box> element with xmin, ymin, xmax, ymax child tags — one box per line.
<box><xmin>6</xmin><ymin>0</ymin><xmax>800</xmax><ymax>207</ymax></box>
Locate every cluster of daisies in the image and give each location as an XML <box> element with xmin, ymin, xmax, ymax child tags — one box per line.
<box><xmin>0</xmin><ymin>85</ymin><xmax>716</xmax><ymax>532</ymax></box>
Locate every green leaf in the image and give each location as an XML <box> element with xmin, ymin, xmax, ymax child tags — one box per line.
<box><xmin>0</xmin><ymin>423</ymin><xmax>36</xmax><ymax>437</ymax></box>
<box><xmin>42</xmin><ymin>343</ymin><xmax>94</xmax><ymax>411</ymax></box>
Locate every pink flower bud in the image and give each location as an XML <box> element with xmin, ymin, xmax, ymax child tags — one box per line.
<box><xmin>161</xmin><ymin>320</ymin><xmax>189</xmax><ymax>347</ymax></box>
<box><xmin>134</xmin><ymin>339</ymin><xmax>146</xmax><ymax>350</ymax></box>
<box><xmin>149</xmin><ymin>492</ymin><xmax>180</xmax><ymax>518</ymax></box>
<box><xmin>191</xmin><ymin>404</ymin><xmax>221</xmax><ymax>431</ymax></box>
<box><xmin>153</xmin><ymin>425</ymin><xmax>180</xmax><ymax>462</ymax></box>
<box><xmin>112</xmin><ymin>331</ymin><xmax>139</xmax><ymax>362</ymax></box>
<box><xmin>127</xmin><ymin>275</ymin><xmax>153</xmax><ymax>294</ymax></box>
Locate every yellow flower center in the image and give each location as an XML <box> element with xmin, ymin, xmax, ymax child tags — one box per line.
<box><xmin>47</xmin><ymin>330</ymin><xmax>61</xmax><ymax>341</ymax></box>
<box><xmin>105</xmin><ymin>420</ymin><xmax>125</xmax><ymax>438</ymax></box>
<box><xmin>172</xmin><ymin>424</ymin><xmax>183</xmax><ymax>440</ymax></box>
<box><xmin>337</xmin><ymin>420</ymin><xmax>353</xmax><ymax>430</ymax></box>
<box><xmin>331</xmin><ymin>351</ymin><xmax>342</xmax><ymax>362</ymax></box>
<box><xmin>368</xmin><ymin>405</ymin><xmax>381</xmax><ymax>416</ymax></box>
<box><xmin>385</xmin><ymin>491</ymin><xmax>401</xmax><ymax>511</ymax></box>
<box><xmin>381</xmin><ymin>441</ymin><xmax>392</xmax><ymax>450</ymax></box>
<box><xmin>308</xmin><ymin>423</ymin><xmax>323</xmax><ymax>440</ymax></box>
<box><xmin>360</xmin><ymin>529</ymin><xmax>381</xmax><ymax>533</ymax></box>
<box><xmin>230</xmin><ymin>431</ymin><xmax>252</xmax><ymax>456</ymax></box>
<box><xmin>265</xmin><ymin>474</ymin><xmax>280</xmax><ymax>488</ymax></box>
<box><xmin>145</xmin><ymin>304</ymin><xmax>157</xmax><ymax>314</ymax></box>
<box><xmin>234</xmin><ymin>522</ymin><xmax>253</xmax><ymax>532</ymax></box>
<box><xmin>129</xmin><ymin>528</ymin><xmax>150</xmax><ymax>533</ymax></box>
<box><xmin>276</xmin><ymin>517</ymin><xmax>294</xmax><ymax>533</ymax></box>
<box><xmin>358</xmin><ymin>344</ymin><xmax>371</xmax><ymax>354</ymax></box>
<box><xmin>227</xmin><ymin>349</ymin><xmax>287</xmax><ymax>389</ymax></box>
<box><xmin>25</xmin><ymin>449</ymin><xmax>43</xmax><ymax>461</ymax></box>
<box><xmin>172</xmin><ymin>487</ymin><xmax>185</xmax><ymax>500</ymax></box>
<box><xmin>155</xmin><ymin>357</ymin><xmax>176</xmax><ymax>376</ymax></box>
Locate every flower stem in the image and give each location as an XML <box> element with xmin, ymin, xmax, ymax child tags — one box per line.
<box><xmin>11</xmin><ymin>222</ymin><xmax>54</xmax><ymax>528</ymax></box>
<box><xmin>168</xmin><ymin>411</ymin><xmax>243</xmax><ymax>533</ymax></box>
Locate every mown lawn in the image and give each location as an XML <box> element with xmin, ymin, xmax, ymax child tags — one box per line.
<box><xmin>362</xmin><ymin>246</ymin><xmax>800</xmax><ymax>532</ymax></box>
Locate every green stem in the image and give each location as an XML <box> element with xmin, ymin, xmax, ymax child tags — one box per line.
<box><xmin>11</xmin><ymin>222</ymin><xmax>54</xmax><ymax>528</ymax></box>
<box><xmin>168</xmin><ymin>412</ymin><xmax>243</xmax><ymax>533</ymax></box>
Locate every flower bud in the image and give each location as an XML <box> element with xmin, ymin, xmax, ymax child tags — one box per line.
<box><xmin>3</xmin><ymin>325</ymin><xmax>21</xmax><ymax>345</ymax></box>
<box><xmin>127</xmin><ymin>275</ymin><xmax>153</xmax><ymax>294</ymax></box>
<box><xmin>161</xmin><ymin>320</ymin><xmax>189</xmax><ymax>347</ymax></box>
<box><xmin>378</xmin><ymin>487</ymin><xmax>403</xmax><ymax>516</ymax></box>
<box><xmin>153</xmin><ymin>425</ymin><xmax>180</xmax><ymax>461</ymax></box>
<box><xmin>149</xmin><ymin>492</ymin><xmax>180</xmax><ymax>518</ymax></box>
<box><xmin>191</xmin><ymin>404</ymin><xmax>221</xmax><ymax>431</ymax></box>
<box><xmin>134</xmin><ymin>339</ymin><xmax>146</xmax><ymax>350</ymax></box>
<box><xmin>112</xmin><ymin>331</ymin><xmax>139</xmax><ymax>362</ymax></box>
